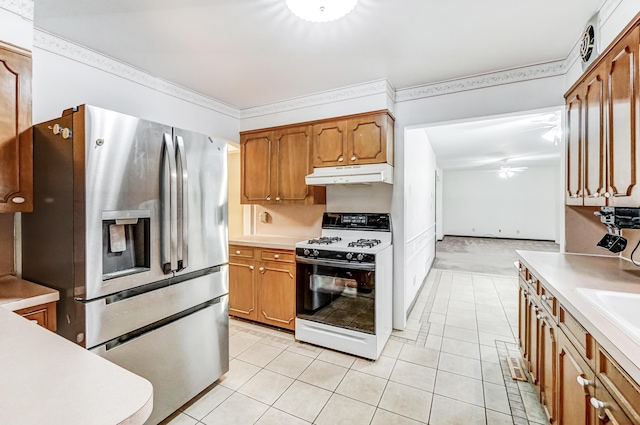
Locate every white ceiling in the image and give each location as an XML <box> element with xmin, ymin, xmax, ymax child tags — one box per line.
<box><xmin>424</xmin><ymin>109</ymin><xmax>563</xmax><ymax>171</ymax></box>
<box><xmin>33</xmin><ymin>0</ymin><xmax>603</xmax><ymax>109</ymax></box>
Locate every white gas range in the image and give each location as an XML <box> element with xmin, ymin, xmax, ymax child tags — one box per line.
<box><xmin>294</xmin><ymin>212</ymin><xmax>393</xmax><ymax>360</ymax></box>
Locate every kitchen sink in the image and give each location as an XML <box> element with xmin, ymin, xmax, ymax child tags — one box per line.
<box><xmin>575</xmin><ymin>288</ymin><xmax>640</xmax><ymax>345</ymax></box>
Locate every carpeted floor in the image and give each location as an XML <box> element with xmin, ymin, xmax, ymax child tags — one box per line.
<box><xmin>433</xmin><ymin>236</ymin><xmax>560</xmax><ymax>276</ymax></box>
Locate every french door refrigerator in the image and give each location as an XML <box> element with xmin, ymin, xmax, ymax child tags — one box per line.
<box><xmin>22</xmin><ymin>105</ymin><xmax>229</xmax><ymax>425</ymax></box>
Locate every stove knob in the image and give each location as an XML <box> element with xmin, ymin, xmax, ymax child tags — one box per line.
<box><xmin>303</xmin><ymin>249</ymin><xmax>310</xmax><ymax>256</ymax></box>
<box><xmin>357</xmin><ymin>253</ymin><xmax>364</xmax><ymax>261</ymax></box>
<box><xmin>346</xmin><ymin>252</ymin><xmax>353</xmax><ymax>260</ymax></box>
<box><xmin>312</xmin><ymin>250</ymin><xmax>320</xmax><ymax>257</ymax></box>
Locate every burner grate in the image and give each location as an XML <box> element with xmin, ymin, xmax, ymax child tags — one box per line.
<box><xmin>348</xmin><ymin>239</ymin><xmax>382</xmax><ymax>248</ymax></box>
<box><xmin>308</xmin><ymin>236</ymin><xmax>342</xmax><ymax>245</ymax></box>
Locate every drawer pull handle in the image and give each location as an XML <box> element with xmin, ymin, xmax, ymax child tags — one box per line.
<box><xmin>259</xmin><ymin>267</ymin><xmax>265</xmax><ymax>272</ymax></box>
<box><xmin>338</xmin><ymin>157</ymin><xmax>344</xmax><ymax>162</ymax></box>
<box><xmin>236</xmin><ymin>250</ymin><xmax>241</xmax><ymax>254</ymax></box>
<box><xmin>30</xmin><ymin>320</ymin><xmax>39</xmax><ymax>324</ymax></box>
<box><xmin>527</xmin><ymin>279</ymin><xmax>534</xmax><ymax>285</ymax></box>
<box><xmin>536</xmin><ymin>314</ymin><xmax>545</xmax><ymax>320</ymax></box>
<box><xmin>274</xmin><ymin>254</ymin><xmax>280</xmax><ymax>259</ymax></box>
<box><xmin>576</xmin><ymin>376</ymin><xmax>592</xmax><ymax>387</ymax></box>
<box><xmin>249</xmin><ymin>265</ymin><xmax>254</xmax><ymax>270</ymax></box>
<box><xmin>541</xmin><ymin>294</ymin><xmax>553</xmax><ymax>302</ymax></box>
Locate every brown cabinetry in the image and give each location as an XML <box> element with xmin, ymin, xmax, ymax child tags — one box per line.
<box><xmin>229</xmin><ymin>244</ymin><xmax>296</xmax><ymax>330</ymax></box>
<box><xmin>240</xmin><ymin>125</ymin><xmax>325</xmax><ymax>205</ymax></box>
<box><xmin>14</xmin><ymin>301</ymin><xmax>57</xmax><ymax>332</ymax></box>
<box><xmin>313</xmin><ymin>112</ymin><xmax>394</xmax><ymax>167</ymax></box>
<box><xmin>0</xmin><ymin>41</ymin><xmax>32</xmax><ymax>213</ymax></box>
<box><xmin>565</xmin><ymin>22</ymin><xmax>640</xmax><ymax>206</ymax></box>
<box><xmin>518</xmin><ymin>262</ymin><xmax>640</xmax><ymax>425</ymax></box>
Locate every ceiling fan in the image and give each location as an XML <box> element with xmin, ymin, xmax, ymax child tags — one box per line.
<box><xmin>530</xmin><ymin>111</ymin><xmax>562</xmax><ymax>145</ymax></box>
<box><xmin>485</xmin><ymin>164</ymin><xmax>528</xmax><ymax>179</ymax></box>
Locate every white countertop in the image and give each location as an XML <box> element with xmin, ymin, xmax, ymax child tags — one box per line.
<box><xmin>0</xmin><ymin>277</ymin><xmax>153</xmax><ymax>425</ymax></box>
<box><xmin>517</xmin><ymin>251</ymin><xmax>640</xmax><ymax>384</ymax></box>
<box><xmin>230</xmin><ymin>234</ymin><xmax>316</xmax><ymax>250</ymax></box>
<box><xmin>0</xmin><ymin>275</ymin><xmax>60</xmax><ymax>311</ymax></box>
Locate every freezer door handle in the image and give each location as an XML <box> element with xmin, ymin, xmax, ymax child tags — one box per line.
<box><xmin>175</xmin><ymin>135</ymin><xmax>189</xmax><ymax>271</ymax></box>
<box><xmin>161</xmin><ymin>132</ymin><xmax>178</xmax><ymax>274</ymax></box>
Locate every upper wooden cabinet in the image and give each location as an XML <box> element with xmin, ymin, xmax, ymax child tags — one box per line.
<box><xmin>240</xmin><ymin>125</ymin><xmax>325</xmax><ymax>205</ymax></box>
<box><xmin>313</xmin><ymin>111</ymin><xmax>394</xmax><ymax>167</ymax></box>
<box><xmin>0</xmin><ymin>42</ymin><xmax>32</xmax><ymax>213</ymax></box>
<box><xmin>565</xmin><ymin>22</ymin><xmax>640</xmax><ymax>206</ymax></box>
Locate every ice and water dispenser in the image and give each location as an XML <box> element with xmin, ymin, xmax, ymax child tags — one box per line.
<box><xmin>102</xmin><ymin>210</ymin><xmax>151</xmax><ymax>279</ymax></box>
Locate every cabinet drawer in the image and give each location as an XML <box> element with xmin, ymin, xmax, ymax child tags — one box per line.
<box><xmin>596</xmin><ymin>347</ymin><xmax>640</xmax><ymax>423</ymax></box>
<box><xmin>14</xmin><ymin>301</ymin><xmax>57</xmax><ymax>332</ymax></box>
<box><xmin>559</xmin><ymin>306</ymin><xmax>595</xmax><ymax>365</ymax></box>
<box><xmin>524</xmin><ymin>270</ymin><xmax>540</xmax><ymax>293</ymax></box>
<box><xmin>594</xmin><ymin>378</ymin><xmax>635</xmax><ymax>425</ymax></box>
<box><xmin>539</xmin><ymin>284</ymin><xmax>557</xmax><ymax>320</ymax></box>
<box><xmin>230</xmin><ymin>245</ymin><xmax>255</xmax><ymax>259</ymax></box>
<box><xmin>261</xmin><ymin>249</ymin><xmax>294</xmax><ymax>263</ymax></box>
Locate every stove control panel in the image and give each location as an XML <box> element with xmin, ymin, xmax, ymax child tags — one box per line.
<box><xmin>296</xmin><ymin>248</ymin><xmax>375</xmax><ymax>263</ymax></box>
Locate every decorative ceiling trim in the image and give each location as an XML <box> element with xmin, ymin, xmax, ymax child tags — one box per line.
<box><xmin>395</xmin><ymin>61</ymin><xmax>565</xmax><ymax>103</ymax></box>
<box><xmin>0</xmin><ymin>0</ymin><xmax>33</xmax><ymax>20</ymax></box>
<box><xmin>241</xmin><ymin>79</ymin><xmax>394</xmax><ymax>119</ymax></box>
<box><xmin>33</xmin><ymin>29</ymin><xmax>241</xmax><ymax>119</ymax></box>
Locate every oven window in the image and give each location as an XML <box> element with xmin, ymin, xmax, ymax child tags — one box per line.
<box><xmin>296</xmin><ymin>263</ymin><xmax>375</xmax><ymax>334</ymax></box>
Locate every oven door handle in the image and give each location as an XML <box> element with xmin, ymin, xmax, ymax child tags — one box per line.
<box><xmin>296</xmin><ymin>256</ymin><xmax>376</xmax><ymax>271</ymax></box>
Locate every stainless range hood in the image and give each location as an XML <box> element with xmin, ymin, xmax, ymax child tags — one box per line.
<box><xmin>305</xmin><ymin>163</ymin><xmax>394</xmax><ymax>185</ymax></box>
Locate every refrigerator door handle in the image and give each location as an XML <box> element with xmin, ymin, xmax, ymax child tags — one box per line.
<box><xmin>161</xmin><ymin>132</ymin><xmax>178</xmax><ymax>274</ymax></box>
<box><xmin>175</xmin><ymin>135</ymin><xmax>189</xmax><ymax>271</ymax></box>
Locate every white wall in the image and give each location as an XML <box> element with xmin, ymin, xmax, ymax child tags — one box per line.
<box><xmin>0</xmin><ymin>6</ymin><xmax>32</xmax><ymax>50</ymax></box>
<box><xmin>32</xmin><ymin>46</ymin><xmax>240</xmax><ymax>141</ymax></box>
<box><xmin>399</xmin><ymin>129</ymin><xmax>437</xmax><ymax>326</ymax></box>
<box><xmin>442</xmin><ymin>167</ymin><xmax>558</xmax><ymax>240</ymax></box>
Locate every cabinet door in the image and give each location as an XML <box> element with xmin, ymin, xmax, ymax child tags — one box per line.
<box><xmin>539</xmin><ymin>316</ymin><xmax>557</xmax><ymax>423</ymax></box>
<box><xmin>313</xmin><ymin>120</ymin><xmax>347</xmax><ymax>167</ymax></box>
<box><xmin>606</xmin><ymin>26</ymin><xmax>640</xmax><ymax>206</ymax></box>
<box><xmin>583</xmin><ymin>65</ymin><xmax>607</xmax><ymax>206</ymax></box>
<box><xmin>14</xmin><ymin>302</ymin><xmax>57</xmax><ymax>332</ymax></box>
<box><xmin>518</xmin><ymin>280</ymin><xmax>529</xmax><ymax>360</ymax></box>
<box><xmin>257</xmin><ymin>261</ymin><xmax>295</xmax><ymax>330</ymax></box>
<box><xmin>527</xmin><ymin>297</ymin><xmax>540</xmax><ymax>385</ymax></box>
<box><xmin>566</xmin><ymin>88</ymin><xmax>584</xmax><ymax>205</ymax></box>
<box><xmin>347</xmin><ymin>113</ymin><xmax>389</xmax><ymax>165</ymax></box>
<box><xmin>0</xmin><ymin>42</ymin><xmax>32</xmax><ymax>213</ymax></box>
<box><xmin>557</xmin><ymin>330</ymin><xmax>595</xmax><ymax>425</ymax></box>
<box><xmin>273</xmin><ymin>125</ymin><xmax>313</xmax><ymax>203</ymax></box>
<box><xmin>229</xmin><ymin>258</ymin><xmax>258</xmax><ymax>321</ymax></box>
<box><xmin>241</xmin><ymin>131</ymin><xmax>272</xmax><ymax>203</ymax></box>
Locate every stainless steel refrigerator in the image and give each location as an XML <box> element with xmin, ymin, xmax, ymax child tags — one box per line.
<box><xmin>22</xmin><ymin>105</ymin><xmax>229</xmax><ymax>425</ymax></box>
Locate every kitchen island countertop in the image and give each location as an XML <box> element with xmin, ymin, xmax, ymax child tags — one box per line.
<box><xmin>230</xmin><ymin>234</ymin><xmax>316</xmax><ymax>250</ymax></box>
<box><xmin>0</xmin><ymin>278</ymin><xmax>153</xmax><ymax>425</ymax></box>
<box><xmin>517</xmin><ymin>251</ymin><xmax>640</xmax><ymax>385</ymax></box>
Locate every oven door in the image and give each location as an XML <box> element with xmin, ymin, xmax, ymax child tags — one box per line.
<box><xmin>296</xmin><ymin>257</ymin><xmax>375</xmax><ymax>334</ymax></box>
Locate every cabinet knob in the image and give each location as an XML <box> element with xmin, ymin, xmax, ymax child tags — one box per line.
<box><xmin>527</xmin><ymin>279</ymin><xmax>534</xmax><ymax>285</ymax></box>
<box><xmin>523</xmin><ymin>290</ymin><xmax>528</xmax><ymax>296</ymax></box>
<box><xmin>338</xmin><ymin>157</ymin><xmax>344</xmax><ymax>162</ymax></box>
<box><xmin>590</xmin><ymin>397</ymin><xmax>605</xmax><ymax>409</ymax></box>
<box><xmin>536</xmin><ymin>314</ymin><xmax>544</xmax><ymax>320</ymax></box>
<box><xmin>276</xmin><ymin>197</ymin><xmax>281</xmax><ymax>201</ymax></box>
<box><xmin>541</xmin><ymin>294</ymin><xmax>553</xmax><ymax>302</ymax></box>
<box><xmin>266</xmin><ymin>196</ymin><xmax>271</xmax><ymax>201</ymax></box>
<box><xmin>11</xmin><ymin>197</ymin><xmax>25</xmax><ymax>204</ymax></box>
<box><xmin>249</xmin><ymin>265</ymin><xmax>254</xmax><ymax>270</ymax></box>
<box><xmin>274</xmin><ymin>254</ymin><xmax>280</xmax><ymax>259</ymax></box>
<box><xmin>576</xmin><ymin>376</ymin><xmax>592</xmax><ymax>387</ymax></box>
<box><xmin>259</xmin><ymin>267</ymin><xmax>265</xmax><ymax>272</ymax></box>
<box><xmin>604</xmin><ymin>192</ymin><xmax>611</xmax><ymax>198</ymax></box>
<box><xmin>236</xmin><ymin>250</ymin><xmax>241</xmax><ymax>255</ymax></box>
<box><xmin>351</xmin><ymin>156</ymin><xmax>357</xmax><ymax>161</ymax></box>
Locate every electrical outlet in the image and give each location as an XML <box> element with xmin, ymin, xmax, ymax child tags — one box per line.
<box><xmin>259</xmin><ymin>212</ymin><xmax>269</xmax><ymax>223</ymax></box>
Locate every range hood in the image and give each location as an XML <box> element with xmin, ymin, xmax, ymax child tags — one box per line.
<box><xmin>305</xmin><ymin>163</ymin><xmax>394</xmax><ymax>185</ymax></box>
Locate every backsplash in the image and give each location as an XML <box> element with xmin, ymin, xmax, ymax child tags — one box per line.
<box><xmin>0</xmin><ymin>214</ymin><xmax>14</xmax><ymax>275</ymax></box>
<box><xmin>254</xmin><ymin>204</ymin><xmax>324</xmax><ymax>237</ymax></box>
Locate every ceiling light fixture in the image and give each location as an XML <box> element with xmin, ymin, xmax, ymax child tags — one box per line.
<box><xmin>542</xmin><ymin>125</ymin><xmax>562</xmax><ymax>145</ymax></box>
<box><xmin>286</xmin><ymin>0</ymin><xmax>358</xmax><ymax>23</ymax></box>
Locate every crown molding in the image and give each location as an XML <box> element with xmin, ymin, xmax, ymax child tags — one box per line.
<box><xmin>0</xmin><ymin>0</ymin><xmax>33</xmax><ymax>20</ymax></box>
<box><xmin>395</xmin><ymin>61</ymin><xmax>565</xmax><ymax>103</ymax></box>
<box><xmin>241</xmin><ymin>79</ymin><xmax>394</xmax><ymax>119</ymax></box>
<box><xmin>33</xmin><ymin>29</ymin><xmax>241</xmax><ymax>119</ymax></box>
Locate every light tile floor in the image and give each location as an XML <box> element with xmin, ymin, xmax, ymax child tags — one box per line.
<box><xmin>162</xmin><ymin>269</ymin><xmax>546</xmax><ymax>425</ymax></box>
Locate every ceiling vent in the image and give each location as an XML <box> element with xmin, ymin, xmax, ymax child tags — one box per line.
<box><xmin>580</xmin><ymin>13</ymin><xmax>600</xmax><ymax>71</ymax></box>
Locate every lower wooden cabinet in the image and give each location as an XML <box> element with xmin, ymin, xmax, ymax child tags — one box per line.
<box><xmin>518</xmin><ymin>263</ymin><xmax>640</xmax><ymax>425</ymax></box>
<box><xmin>14</xmin><ymin>301</ymin><xmax>57</xmax><ymax>332</ymax></box>
<box><xmin>229</xmin><ymin>244</ymin><xmax>296</xmax><ymax>331</ymax></box>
